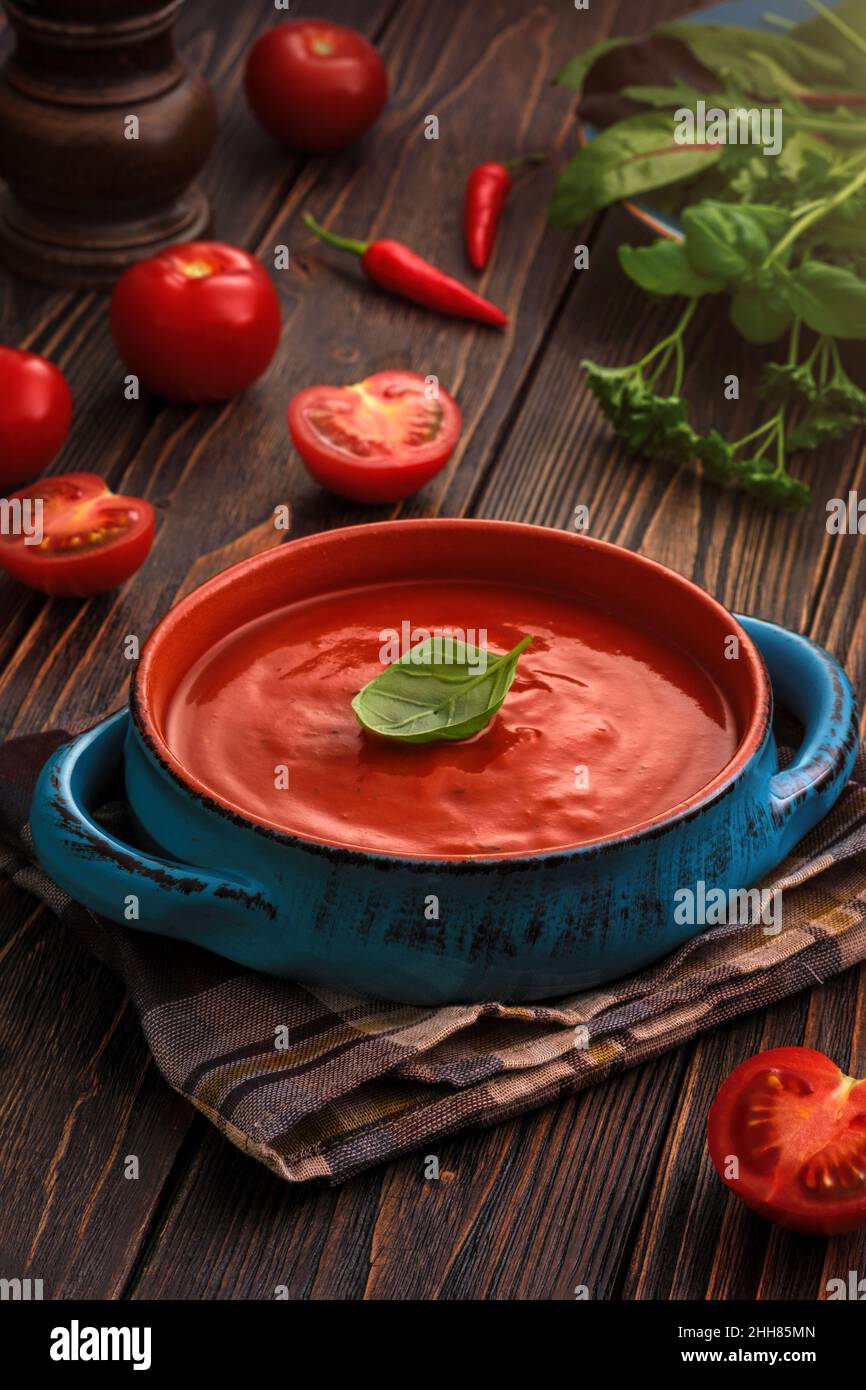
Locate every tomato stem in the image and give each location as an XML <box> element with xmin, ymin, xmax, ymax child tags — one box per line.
<box><xmin>302</xmin><ymin>212</ymin><xmax>368</xmax><ymax>258</ymax></box>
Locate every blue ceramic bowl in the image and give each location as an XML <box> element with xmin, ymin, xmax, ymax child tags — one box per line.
<box><xmin>30</xmin><ymin>521</ymin><xmax>857</xmax><ymax>1003</ymax></box>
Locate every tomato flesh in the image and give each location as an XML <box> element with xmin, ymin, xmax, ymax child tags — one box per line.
<box><xmin>0</xmin><ymin>472</ymin><xmax>155</xmax><ymax>597</ymax></box>
<box><xmin>244</xmin><ymin>21</ymin><xmax>388</xmax><ymax>153</ymax></box>
<box><xmin>289</xmin><ymin>370</ymin><xmax>462</xmax><ymax>503</ymax></box>
<box><xmin>110</xmin><ymin>241</ymin><xmax>281</xmax><ymax>403</ymax></box>
<box><xmin>0</xmin><ymin>347</ymin><xmax>72</xmax><ymax>488</ymax></box>
<box><xmin>708</xmin><ymin>1046</ymin><xmax>866</xmax><ymax>1235</ymax></box>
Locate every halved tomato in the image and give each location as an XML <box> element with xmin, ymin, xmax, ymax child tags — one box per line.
<box><xmin>708</xmin><ymin>1046</ymin><xmax>866</xmax><ymax>1236</ymax></box>
<box><xmin>0</xmin><ymin>472</ymin><xmax>155</xmax><ymax>597</ymax></box>
<box><xmin>288</xmin><ymin>369</ymin><xmax>462</xmax><ymax>503</ymax></box>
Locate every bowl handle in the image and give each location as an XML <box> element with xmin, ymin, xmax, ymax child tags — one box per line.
<box><xmin>29</xmin><ymin>709</ymin><xmax>278</xmax><ymax>933</ymax></box>
<box><xmin>737</xmin><ymin>614</ymin><xmax>859</xmax><ymax>848</ymax></box>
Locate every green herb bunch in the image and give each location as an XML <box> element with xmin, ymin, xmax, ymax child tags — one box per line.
<box><xmin>552</xmin><ymin>0</ymin><xmax>866</xmax><ymax>509</ymax></box>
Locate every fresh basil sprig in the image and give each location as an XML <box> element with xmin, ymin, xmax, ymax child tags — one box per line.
<box><xmin>352</xmin><ymin>635</ymin><xmax>533</xmax><ymax>744</ymax></box>
<box><xmin>552</xmin><ymin>0</ymin><xmax>866</xmax><ymax>509</ymax></box>
<box><xmin>550</xmin><ymin>111</ymin><xmax>723</xmax><ymax>228</ymax></box>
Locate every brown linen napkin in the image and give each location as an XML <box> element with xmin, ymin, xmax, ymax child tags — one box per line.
<box><xmin>2</xmin><ymin>723</ymin><xmax>866</xmax><ymax>1184</ymax></box>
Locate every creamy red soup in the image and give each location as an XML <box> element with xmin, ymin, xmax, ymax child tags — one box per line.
<box><xmin>164</xmin><ymin>580</ymin><xmax>738</xmax><ymax>857</ymax></box>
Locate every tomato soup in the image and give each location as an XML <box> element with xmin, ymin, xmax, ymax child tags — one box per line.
<box><xmin>164</xmin><ymin>580</ymin><xmax>739</xmax><ymax>857</ymax></box>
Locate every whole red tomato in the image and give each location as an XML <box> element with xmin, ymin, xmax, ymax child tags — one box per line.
<box><xmin>289</xmin><ymin>370</ymin><xmax>462</xmax><ymax>503</ymax></box>
<box><xmin>0</xmin><ymin>347</ymin><xmax>72</xmax><ymax>489</ymax></box>
<box><xmin>245</xmin><ymin>21</ymin><xmax>388</xmax><ymax>153</ymax></box>
<box><xmin>708</xmin><ymin>1046</ymin><xmax>866</xmax><ymax>1236</ymax></box>
<box><xmin>109</xmin><ymin>242</ymin><xmax>281</xmax><ymax>403</ymax></box>
<box><xmin>0</xmin><ymin>473</ymin><xmax>155</xmax><ymax>597</ymax></box>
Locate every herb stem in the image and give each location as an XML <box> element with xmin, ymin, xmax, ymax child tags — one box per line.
<box><xmin>803</xmin><ymin>334</ymin><xmax>825</xmax><ymax>372</ymax></box>
<box><xmin>789</xmin><ymin>198</ymin><xmax>825</xmax><ymax>218</ymax></box>
<box><xmin>637</xmin><ymin>299</ymin><xmax>697</xmax><ymax>372</ymax></box>
<box><xmin>804</xmin><ymin>0</ymin><xmax>866</xmax><ymax>61</ymax></box>
<box><xmin>732</xmin><ymin>418</ymin><xmax>778</xmax><ymax>449</ymax></box>
<box><xmin>766</xmin><ymin>163</ymin><xmax>866</xmax><ymax>265</ymax></box>
<box><xmin>752</xmin><ymin>425</ymin><xmax>778</xmax><ymax>462</ymax></box>
<box><xmin>637</xmin><ymin>339</ymin><xmax>671</xmax><ymax>370</ymax></box>
<box><xmin>773</xmin><ymin>411</ymin><xmax>787</xmax><ymax>477</ymax></box>
<box><xmin>647</xmin><ymin>345</ymin><xmax>674</xmax><ymax>390</ymax></box>
<box><xmin>673</xmin><ymin>331</ymin><xmax>686</xmax><ymax>397</ymax></box>
<box><xmin>673</xmin><ymin>297</ymin><xmax>698</xmax><ymax>339</ymax></box>
<box><xmin>826</xmin><ymin>337</ymin><xmax>848</xmax><ymax>384</ymax></box>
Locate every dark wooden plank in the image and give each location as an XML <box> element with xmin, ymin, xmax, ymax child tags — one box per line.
<box><xmin>312</xmin><ymin>205</ymin><xmax>866</xmax><ymax>1300</ymax></box>
<box><xmin>0</xmin><ymin>883</ymin><xmax>193</xmax><ymax>1298</ymax></box>
<box><xmin>127</xmin><ymin>1050</ymin><xmax>685</xmax><ymax>1301</ymax></box>
<box><xmin>119</xmin><ymin>0</ymin><xmax>757</xmax><ymax>1303</ymax></box>
<box><xmin>3</xmin><ymin>0</ymin><xmax>864</xmax><ymax>1305</ymax></box>
<box><xmin>615</xmin><ymin>458</ymin><xmax>866</xmax><ymax>1298</ymax></box>
<box><xmin>0</xmin><ymin>0</ymin><xmax>586</xmax><ymax>740</ymax></box>
<box><xmin>0</xmin><ymin>0</ymin><xmax>401</xmax><ymax>740</ymax></box>
<box><xmin>93</xmin><ymin>0</ymin><xmax>698</xmax><ymax>1301</ymax></box>
<box><xmin>0</xmin><ymin>0</ymin><xmax>406</xmax><ymax>1298</ymax></box>
<box><xmin>0</xmin><ymin>0</ymin><xmax>606</xmax><ymax>1301</ymax></box>
<box><xmin>478</xmin><ymin>210</ymin><xmax>866</xmax><ymax>1296</ymax></box>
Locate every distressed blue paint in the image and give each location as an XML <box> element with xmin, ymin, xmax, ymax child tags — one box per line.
<box><xmin>29</xmin><ymin>616</ymin><xmax>857</xmax><ymax>1005</ymax></box>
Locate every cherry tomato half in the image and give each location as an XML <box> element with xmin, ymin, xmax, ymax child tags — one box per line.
<box><xmin>0</xmin><ymin>473</ymin><xmax>155</xmax><ymax>597</ymax></box>
<box><xmin>110</xmin><ymin>242</ymin><xmax>281</xmax><ymax>403</ymax></box>
<box><xmin>708</xmin><ymin>1046</ymin><xmax>866</xmax><ymax>1236</ymax></box>
<box><xmin>289</xmin><ymin>370</ymin><xmax>462</xmax><ymax>503</ymax></box>
<box><xmin>244</xmin><ymin>21</ymin><xmax>388</xmax><ymax>154</ymax></box>
<box><xmin>0</xmin><ymin>347</ymin><xmax>72</xmax><ymax>489</ymax></box>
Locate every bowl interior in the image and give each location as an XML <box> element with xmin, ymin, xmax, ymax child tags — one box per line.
<box><xmin>135</xmin><ymin>520</ymin><xmax>769</xmax><ymax>855</ymax></box>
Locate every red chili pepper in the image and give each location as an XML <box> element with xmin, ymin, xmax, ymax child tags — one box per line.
<box><xmin>302</xmin><ymin>213</ymin><xmax>507</xmax><ymax>328</ymax></box>
<box><xmin>464</xmin><ymin>155</ymin><xmax>547</xmax><ymax>270</ymax></box>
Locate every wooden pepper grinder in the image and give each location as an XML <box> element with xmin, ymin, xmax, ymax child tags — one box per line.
<box><xmin>0</xmin><ymin>0</ymin><xmax>217</xmax><ymax>288</ymax></box>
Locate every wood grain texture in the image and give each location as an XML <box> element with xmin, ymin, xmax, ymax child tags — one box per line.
<box><xmin>1</xmin><ymin>0</ymin><xmax>865</xmax><ymax>1302</ymax></box>
<box><xmin>0</xmin><ymin>883</ymin><xmax>194</xmax><ymax>1298</ymax></box>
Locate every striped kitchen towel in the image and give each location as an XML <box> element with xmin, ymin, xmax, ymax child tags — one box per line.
<box><xmin>1</xmin><ymin>721</ymin><xmax>865</xmax><ymax>1185</ymax></box>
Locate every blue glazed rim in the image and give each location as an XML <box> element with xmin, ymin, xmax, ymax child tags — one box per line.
<box><xmin>580</xmin><ymin>0</ymin><xmax>841</xmax><ymax>241</ymax></box>
<box><xmin>128</xmin><ymin>520</ymin><xmax>776</xmax><ymax>870</ymax></box>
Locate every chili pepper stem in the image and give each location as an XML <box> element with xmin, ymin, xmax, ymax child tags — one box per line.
<box><xmin>302</xmin><ymin>212</ymin><xmax>368</xmax><ymax>258</ymax></box>
<box><xmin>503</xmin><ymin>153</ymin><xmax>548</xmax><ymax>176</ymax></box>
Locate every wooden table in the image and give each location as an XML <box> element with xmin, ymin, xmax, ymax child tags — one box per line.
<box><xmin>2</xmin><ymin>0</ymin><xmax>864</xmax><ymax>1302</ymax></box>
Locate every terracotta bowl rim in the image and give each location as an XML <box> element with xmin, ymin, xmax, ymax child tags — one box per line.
<box><xmin>132</xmin><ymin>518</ymin><xmax>772</xmax><ymax>863</ymax></box>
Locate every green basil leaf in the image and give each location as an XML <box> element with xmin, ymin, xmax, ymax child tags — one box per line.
<box><xmin>549</xmin><ymin>112</ymin><xmax>722</xmax><ymax>227</ymax></box>
<box><xmin>792</xmin><ymin>0</ymin><xmax>866</xmax><ymax>86</ymax></box>
<box><xmin>784</xmin><ymin>104</ymin><xmax>866</xmax><ymax>146</ymax></box>
<box><xmin>557</xmin><ymin>38</ymin><xmax>631</xmax><ymax>94</ymax></box>
<box><xmin>620</xmin><ymin>80</ymin><xmax>706</xmax><ymax>108</ymax></box>
<box><xmin>662</xmin><ymin>22</ymin><xmax>847</xmax><ymax>93</ymax></box>
<box><xmin>681</xmin><ymin>201</ymin><xmax>788</xmax><ymax>282</ymax></box>
<box><xmin>812</xmin><ymin>213</ymin><xmax>866</xmax><ymax>275</ymax></box>
<box><xmin>730</xmin><ymin>270</ymin><xmax>793</xmax><ymax>343</ymax></box>
<box><xmin>785</xmin><ymin>261</ymin><xmax>866</xmax><ymax>339</ymax></box>
<box><xmin>352</xmin><ymin>635</ymin><xmax>533</xmax><ymax>744</ymax></box>
<box><xmin>619</xmin><ymin>239</ymin><xmax>723</xmax><ymax>297</ymax></box>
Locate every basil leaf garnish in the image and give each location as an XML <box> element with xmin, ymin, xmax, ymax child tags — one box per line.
<box><xmin>352</xmin><ymin>635</ymin><xmax>533</xmax><ymax>744</ymax></box>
